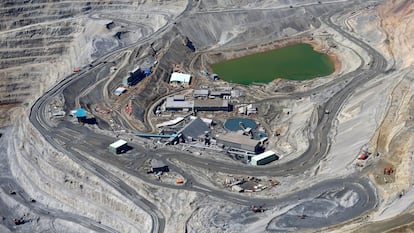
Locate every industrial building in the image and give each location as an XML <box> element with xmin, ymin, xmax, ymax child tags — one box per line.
<box><xmin>216</xmin><ymin>132</ymin><xmax>262</xmax><ymax>153</ymax></box>
<box><xmin>194</xmin><ymin>99</ymin><xmax>230</xmax><ymax>111</ymax></box>
<box><xmin>189</xmin><ymin>116</ymin><xmax>213</xmax><ymax>127</ymax></box>
<box><xmin>165</xmin><ymin>96</ymin><xmax>194</xmax><ymax>111</ymax></box>
<box><xmin>210</xmin><ymin>91</ymin><xmax>231</xmax><ymax>98</ymax></box>
<box><xmin>178</xmin><ymin>117</ymin><xmax>210</xmax><ymax>142</ymax></box>
<box><xmin>164</xmin><ymin>96</ymin><xmax>230</xmax><ymax>112</ymax></box>
<box><xmin>169</xmin><ymin>72</ymin><xmax>192</xmax><ymax>84</ymax></box>
<box><xmin>238</xmin><ymin>104</ymin><xmax>257</xmax><ymax>115</ymax></box>
<box><xmin>250</xmin><ymin>150</ymin><xmax>278</xmax><ymax>166</ymax></box>
<box><xmin>109</xmin><ymin>139</ymin><xmax>128</xmax><ymax>154</ymax></box>
<box><xmin>231</xmin><ymin>89</ymin><xmax>243</xmax><ymax>98</ymax></box>
<box><xmin>193</xmin><ymin>89</ymin><xmax>209</xmax><ymax>98</ymax></box>
<box><xmin>123</xmin><ymin>66</ymin><xmax>145</xmax><ymax>86</ymax></box>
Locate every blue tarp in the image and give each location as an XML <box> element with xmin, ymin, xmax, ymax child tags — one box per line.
<box><xmin>145</xmin><ymin>67</ymin><xmax>151</xmax><ymax>76</ymax></box>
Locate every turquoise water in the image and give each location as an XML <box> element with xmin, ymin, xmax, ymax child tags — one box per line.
<box><xmin>224</xmin><ymin>118</ymin><xmax>257</xmax><ymax>131</ymax></box>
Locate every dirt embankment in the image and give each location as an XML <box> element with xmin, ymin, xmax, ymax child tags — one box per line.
<box><xmin>378</xmin><ymin>0</ymin><xmax>414</xmax><ymax>68</ymax></box>
<box><xmin>370</xmin><ymin>0</ymin><xmax>414</xmax><ymax>194</ymax></box>
<box><xmin>0</xmin><ymin>0</ymin><xmax>187</xmax><ymax>127</ymax></box>
<box><xmin>203</xmin><ymin>35</ymin><xmax>341</xmax><ymax>76</ymax></box>
<box><xmin>356</xmin><ymin>1</ymin><xmax>414</xmax><ymax>231</ymax></box>
<box><xmin>305</xmin><ymin>38</ymin><xmax>341</xmax><ymax>75</ymax></box>
<box><xmin>204</xmin><ymin>35</ymin><xmax>311</xmax><ymax>64</ymax></box>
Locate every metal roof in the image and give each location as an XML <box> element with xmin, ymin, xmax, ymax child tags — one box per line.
<box><xmin>194</xmin><ymin>89</ymin><xmax>209</xmax><ymax>96</ymax></box>
<box><xmin>170</xmin><ymin>72</ymin><xmax>191</xmax><ymax>83</ymax></box>
<box><xmin>179</xmin><ymin>117</ymin><xmax>210</xmax><ymax>139</ymax></box>
<box><xmin>165</xmin><ymin>97</ymin><xmax>193</xmax><ymax>109</ymax></box>
<box><xmin>114</xmin><ymin>87</ymin><xmax>127</xmax><ymax>96</ymax></box>
<box><xmin>194</xmin><ymin>99</ymin><xmax>229</xmax><ymax>108</ymax></box>
<box><xmin>216</xmin><ymin>132</ymin><xmax>259</xmax><ymax>147</ymax></box>
<box><xmin>173</xmin><ymin>95</ymin><xmax>185</xmax><ymax>101</ymax></box>
<box><xmin>109</xmin><ymin>139</ymin><xmax>127</xmax><ymax>148</ymax></box>
<box><xmin>156</xmin><ymin>117</ymin><xmax>185</xmax><ymax>128</ymax></box>
<box><xmin>76</xmin><ymin>108</ymin><xmax>86</xmax><ymax>117</ymax></box>
<box><xmin>251</xmin><ymin>150</ymin><xmax>276</xmax><ymax>162</ymax></box>
<box><xmin>189</xmin><ymin>116</ymin><xmax>212</xmax><ymax>126</ymax></box>
<box><xmin>131</xmin><ymin>66</ymin><xmax>140</xmax><ymax>74</ymax></box>
<box><xmin>210</xmin><ymin>91</ymin><xmax>231</xmax><ymax>96</ymax></box>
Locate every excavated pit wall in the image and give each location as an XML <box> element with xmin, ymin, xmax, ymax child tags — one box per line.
<box><xmin>174</xmin><ymin>0</ymin><xmax>369</xmax><ymax>66</ymax></box>
<box><xmin>0</xmin><ymin>0</ymin><xmax>186</xmax><ymax>125</ymax></box>
<box><xmin>202</xmin><ymin>35</ymin><xmax>314</xmax><ymax>68</ymax></box>
<box><xmin>176</xmin><ymin>4</ymin><xmax>335</xmax><ymax>50</ymax></box>
<box><xmin>8</xmin><ymin>115</ymin><xmax>151</xmax><ymax>232</ymax></box>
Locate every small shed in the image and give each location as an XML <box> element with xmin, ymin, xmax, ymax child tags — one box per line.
<box><xmin>114</xmin><ymin>87</ymin><xmax>127</xmax><ymax>96</ymax></box>
<box><xmin>246</xmin><ymin>104</ymin><xmax>257</xmax><ymax>115</ymax></box>
<box><xmin>76</xmin><ymin>108</ymin><xmax>87</xmax><ymax>123</ymax></box>
<box><xmin>210</xmin><ymin>74</ymin><xmax>219</xmax><ymax>80</ymax></box>
<box><xmin>76</xmin><ymin>108</ymin><xmax>86</xmax><ymax>118</ymax></box>
<box><xmin>109</xmin><ymin>139</ymin><xmax>128</xmax><ymax>154</ymax></box>
<box><xmin>232</xmin><ymin>185</ymin><xmax>244</xmax><ymax>192</ymax></box>
<box><xmin>151</xmin><ymin>159</ymin><xmax>169</xmax><ymax>173</ymax></box>
<box><xmin>231</xmin><ymin>90</ymin><xmax>242</xmax><ymax>97</ymax></box>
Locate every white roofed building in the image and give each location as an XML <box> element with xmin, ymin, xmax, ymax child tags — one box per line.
<box><xmin>170</xmin><ymin>72</ymin><xmax>192</xmax><ymax>84</ymax></box>
<box><xmin>109</xmin><ymin>139</ymin><xmax>128</xmax><ymax>154</ymax></box>
<box><xmin>251</xmin><ymin>150</ymin><xmax>278</xmax><ymax>166</ymax></box>
<box><xmin>114</xmin><ymin>87</ymin><xmax>127</xmax><ymax>96</ymax></box>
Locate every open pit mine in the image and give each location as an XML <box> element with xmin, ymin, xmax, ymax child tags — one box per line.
<box><xmin>1</xmin><ymin>0</ymin><xmax>414</xmax><ymax>232</ymax></box>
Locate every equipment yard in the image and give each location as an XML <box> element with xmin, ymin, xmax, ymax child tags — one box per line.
<box><xmin>1</xmin><ymin>0</ymin><xmax>414</xmax><ymax>232</ymax></box>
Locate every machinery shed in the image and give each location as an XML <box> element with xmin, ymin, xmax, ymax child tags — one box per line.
<box><xmin>109</xmin><ymin>139</ymin><xmax>128</xmax><ymax>154</ymax></box>
<box><xmin>251</xmin><ymin>150</ymin><xmax>278</xmax><ymax>166</ymax></box>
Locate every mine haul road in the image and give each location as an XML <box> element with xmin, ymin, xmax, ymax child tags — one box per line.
<box><xmin>0</xmin><ymin>128</ymin><xmax>118</xmax><ymax>232</ymax></box>
<box><xmin>28</xmin><ymin>2</ymin><xmax>387</xmax><ymax>233</ymax></box>
<box><xmin>26</xmin><ymin>1</ymin><xmax>200</xmax><ymax>232</ymax></box>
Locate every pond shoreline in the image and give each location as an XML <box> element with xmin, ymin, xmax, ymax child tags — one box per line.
<box><xmin>210</xmin><ymin>42</ymin><xmax>336</xmax><ymax>84</ymax></box>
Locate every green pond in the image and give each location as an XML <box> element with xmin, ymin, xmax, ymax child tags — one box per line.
<box><xmin>211</xmin><ymin>43</ymin><xmax>335</xmax><ymax>85</ymax></box>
